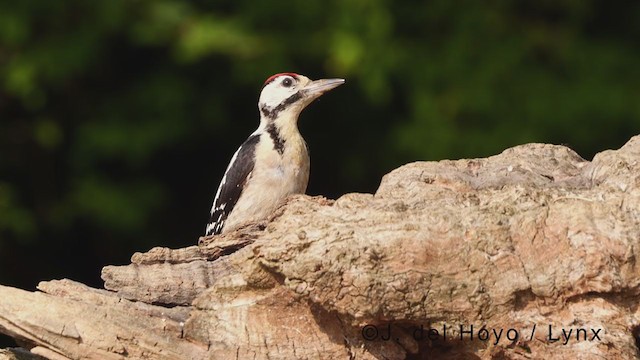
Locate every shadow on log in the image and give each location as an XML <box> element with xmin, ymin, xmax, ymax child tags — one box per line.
<box><xmin>1</xmin><ymin>136</ymin><xmax>640</xmax><ymax>359</ymax></box>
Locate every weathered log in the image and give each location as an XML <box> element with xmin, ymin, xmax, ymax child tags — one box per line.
<box><xmin>1</xmin><ymin>136</ymin><xmax>639</xmax><ymax>359</ymax></box>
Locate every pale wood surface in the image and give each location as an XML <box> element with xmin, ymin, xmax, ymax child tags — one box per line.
<box><xmin>1</xmin><ymin>136</ymin><xmax>639</xmax><ymax>359</ymax></box>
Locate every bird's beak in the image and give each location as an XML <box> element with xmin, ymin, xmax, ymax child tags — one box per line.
<box><xmin>302</xmin><ymin>78</ymin><xmax>346</xmax><ymax>98</ymax></box>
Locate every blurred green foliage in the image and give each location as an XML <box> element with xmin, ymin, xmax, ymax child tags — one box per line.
<box><xmin>0</xmin><ymin>0</ymin><xmax>639</xmax><ymax>297</ymax></box>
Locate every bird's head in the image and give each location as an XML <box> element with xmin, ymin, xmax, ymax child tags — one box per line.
<box><xmin>258</xmin><ymin>73</ymin><xmax>345</xmax><ymax>121</ymax></box>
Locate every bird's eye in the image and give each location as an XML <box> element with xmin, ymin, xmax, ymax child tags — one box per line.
<box><xmin>282</xmin><ymin>77</ymin><xmax>293</xmax><ymax>87</ymax></box>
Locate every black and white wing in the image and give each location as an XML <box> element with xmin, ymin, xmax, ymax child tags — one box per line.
<box><xmin>205</xmin><ymin>134</ymin><xmax>260</xmax><ymax>236</ymax></box>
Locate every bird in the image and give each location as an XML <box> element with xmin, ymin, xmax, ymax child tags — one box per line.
<box><xmin>205</xmin><ymin>73</ymin><xmax>345</xmax><ymax>236</ymax></box>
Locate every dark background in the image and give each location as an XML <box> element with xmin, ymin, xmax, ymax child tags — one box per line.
<box><xmin>1</xmin><ymin>0</ymin><xmax>639</xmax><ymax>348</ymax></box>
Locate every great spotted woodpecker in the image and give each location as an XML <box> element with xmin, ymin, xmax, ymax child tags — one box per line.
<box><xmin>205</xmin><ymin>73</ymin><xmax>345</xmax><ymax>236</ymax></box>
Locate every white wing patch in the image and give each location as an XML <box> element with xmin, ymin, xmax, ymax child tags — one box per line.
<box><xmin>205</xmin><ymin>133</ymin><xmax>260</xmax><ymax>236</ymax></box>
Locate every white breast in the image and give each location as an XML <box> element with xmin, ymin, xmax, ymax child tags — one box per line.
<box><xmin>222</xmin><ymin>134</ymin><xmax>309</xmax><ymax>233</ymax></box>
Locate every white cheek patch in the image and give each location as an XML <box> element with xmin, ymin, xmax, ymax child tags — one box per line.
<box><xmin>259</xmin><ymin>83</ymin><xmax>298</xmax><ymax>109</ymax></box>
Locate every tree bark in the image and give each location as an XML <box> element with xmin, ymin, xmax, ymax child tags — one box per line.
<box><xmin>1</xmin><ymin>136</ymin><xmax>640</xmax><ymax>359</ymax></box>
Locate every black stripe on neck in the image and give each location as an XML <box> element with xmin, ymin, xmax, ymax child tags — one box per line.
<box><xmin>266</xmin><ymin>123</ymin><xmax>285</xmax><ymax>155</ymax></box>
<box><xmin>260</xmin><ymin>91</ymin><xmax>303</xmax><ymax>120</ymax></box>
